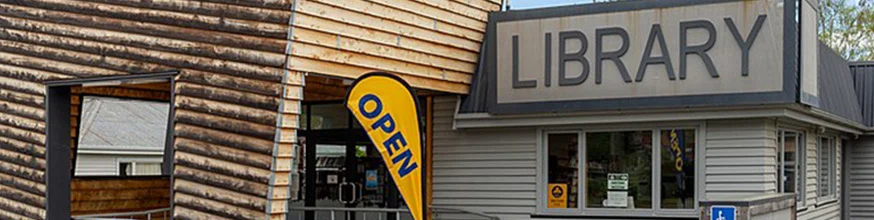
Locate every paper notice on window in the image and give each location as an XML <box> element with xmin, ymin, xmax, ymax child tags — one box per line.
<box><xmin>606</xmin><ymin>191</ymin><xmax>628</xmax><ymax>207</ymax></box>
<box><xmin>607</xmin><ymin>173</ymin><xmax>629</xmax><ymax>190</ymax></box>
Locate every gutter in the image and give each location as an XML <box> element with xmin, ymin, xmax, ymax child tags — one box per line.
<box><xmin>454</xmin><ymin>103</ymin><xmax>871</xmax><ymax>135</ymax></box>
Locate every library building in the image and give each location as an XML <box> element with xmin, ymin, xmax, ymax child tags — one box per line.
<box><xmin>2</xmin><ymin>0</ymin><xmax>874</xmax><ymax>220</ymax></box>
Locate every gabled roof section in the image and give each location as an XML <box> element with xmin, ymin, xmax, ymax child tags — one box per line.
<box><xmin>817</xmin><ymin>41</ymin><xmax>864</xmax><ymax>124</ymax></box>
<box><xmin>77</xmin><ymin>96</ymin><xmax>169</xmax><ymax>151</ymax></box>
<box><xmin>851</xmin><ymin>61</ymin><xmax>874</xmax><ymax>126</ymax></box>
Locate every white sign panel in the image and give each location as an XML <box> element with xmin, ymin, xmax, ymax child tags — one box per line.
<box><xmin>487</xmin><ymin>0</ymin><xmax>796</xmax><ymax>114</ymax></box>
<box><xmin>606</xmin><ymin>191</ymin><xmax>628</xmax><ymax>207</ymax></box>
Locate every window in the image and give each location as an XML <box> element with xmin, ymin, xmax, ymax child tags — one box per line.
<box><xmin>540</xmin><ymin>127</ymin><xmax>698</xmax><ymax>216</ymax></box>
<box><xmin>778</xmin><ymin>130</ymin><xmax>805</xmax><ymax>207</ymax></box>
<box><xmin>118</xmin><ymin>161</ymin><xmax>162</xmax><ymax>176</ymax></box>
<box><xmin>73</xmin><ymin>96</ymin><xmax>170</xmax><ymax>177</ymax></box>
<box><xmin>659</xmin><ymin>129</ymin><xmax>696</xmax><ymax>209</ymax></box>
<box><xmin>818</xmin><ymin>137</ymin><xmax>837</xmax><ymax>200</ymax></box>
<box><xmin>546</xmin><ymin>133</ymin><xmax>580</xmax><ymax>209</ymax></box>
<box><xmin>586</xmin><ymin>131</ymin><xmax>652</xmax><ymax>209</ymax></box>
<box><xmin>310</xmin><ymin>104</ymin><xmax>349</xmax><ymax>130</ymax></box>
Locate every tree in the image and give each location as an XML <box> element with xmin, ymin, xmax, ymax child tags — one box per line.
<box><xmin>819</xmin><ymin>0</ymin><xmax>874</xmax><ymax>61</ymax></box>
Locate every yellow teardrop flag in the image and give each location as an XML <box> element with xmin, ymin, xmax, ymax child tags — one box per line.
<box><xmin>346</xmin><ymin>72</ymin><xmax>424</xmax><ymax>220</ymax></box>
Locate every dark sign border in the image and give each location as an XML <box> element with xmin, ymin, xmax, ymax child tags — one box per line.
<box><xmin>486</xmin><ymin>0</ymin><xmax>798</xmax><ymax>114</ymax></box>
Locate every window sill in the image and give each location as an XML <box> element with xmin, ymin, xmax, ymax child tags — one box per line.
<box><xmin>533</xmin><ymin>209</ymin><xmax>698</xmax><ymax>219</ymax></box>
<box><xmin>815</xmin><ymin>198</ymin><xmax>838</xmax><ymax>207</ymax></box>
<box><xmin>532</xmin><ymin>214</ymin><xmax>697</xmax><ymax>219</ymax></box>
<box><xmin>795</xmin><ymin>206</ymin><xmax>807</xmax><ymax>213</ymax></box>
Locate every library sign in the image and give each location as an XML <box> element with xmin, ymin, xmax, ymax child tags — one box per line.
<box><xmin>486</xmin><ymin>0</ymin><xmax>804</xmax><ymax>114</ymax></box>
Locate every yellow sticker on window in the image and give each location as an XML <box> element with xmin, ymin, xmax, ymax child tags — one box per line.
<box><xmin>547</xmin><ymin>183</ymin><xmax>568</xmax><ymax>208</ymax></box>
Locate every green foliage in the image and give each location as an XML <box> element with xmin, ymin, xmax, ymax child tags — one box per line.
<box><xmin>819</xmin><ymin>0</ymin><xmax>874</xmax><ymax>61</ymax></box>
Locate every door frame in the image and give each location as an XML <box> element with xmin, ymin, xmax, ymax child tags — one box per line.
<box><xmin>299</xmin><ymin>100</ymin><xmax>402</xmax><ymax>220</ymax></box>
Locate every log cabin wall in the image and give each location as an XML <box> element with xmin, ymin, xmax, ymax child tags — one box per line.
<box><xmin>0</xmin><ymin>0</ymin><xmax>294</xmax><ymax>219</ymax></box>
<box><xmin>0</xmin><ymin>0</ymin><xmax>498</xmax><ymax>219</ymax></box>
<box><xmin>70</xmin><ymin>176</ymin><xmax>171</xmax><ymax>216</ymax></box>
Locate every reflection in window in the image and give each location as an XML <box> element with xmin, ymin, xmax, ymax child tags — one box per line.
<box><xmin>74</xmin><ymin>96</ymin><xmax>169</xmax><ymax>176</ymax></box>
<box><xmin>778</xmin><ymin>130</ymin><xmax>805</xmax><ymax>206</ymax></box>
<box><xmin>818</xmin><ymin>137</ymin><xmax>836</xmax><ymax>199</ymax></box>
<box><xmin>586</xmin><ymin>131</ymin><xmax>652</xmax><ymax>209</ymax></box>
<box><xmin>310</xmin><ymin>104</ymin><xmax>349</xmax><ymax>130</ymax></box>
<box><xmin>119</xmin><ymin>161</ymin><xmax>162</xmax><ymax>176</ymax></box>
<box><xmin>660</xmin><ymin>129</ymin><xmax>695</xmax><ymax>209</ymax></box>
<box><xmin>547</xmin><ymin>133</ymin><xmax>579</xmax><ymax>208</ymax></box>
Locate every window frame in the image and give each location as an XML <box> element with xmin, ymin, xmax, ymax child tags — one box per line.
<box><xmin>776</xmin><ymin>129</ymin><xmax>806</xmax><ymax>208</ymax></box>
<box><xmin>540</xmin><ymin>130</ymin><xmax>583</xmax><ymax>214</ymax></box>
<box><xmin>117</xmin><ymin>157</ymin><xmax>164</xmax><ymax>176</ymax></box>
<box><xmin>536</xmin><ymin>123</ymin><xmax>703</xmax><ymax>218</ymax></box>
<box><xmin>816</xmin><ymin>136</ymin><xmax>838</xmax><ymax>203</ymax></box>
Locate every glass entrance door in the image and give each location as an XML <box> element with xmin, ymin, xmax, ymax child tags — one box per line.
<box><xmin>304</xmin><ymin>136</ymin><xmax>402</xmax><ymax>220</ymax></box>
<box><xmin>291</xmin><ymin>102</ymin><xmax>413</xmax><ymax>220</ymax></box>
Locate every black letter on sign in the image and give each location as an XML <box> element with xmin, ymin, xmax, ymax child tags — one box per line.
<box><xmin>725</xmin><ymin>15</ymin><xmax>767</xmax><ymax>76</ymax></box>
<box><xmin>637</xmin><ymin>24</ymin><xmax>676</xmax><ymax>82</ymax></box>
<box><xmin>558</xmin><ymin>31</ymin><xmax>589</xmax><ymax>86</ymax></box>
<box><xmin>595</xmin><ymin>27</ymin><xmax>631</xmax><ymax>84</ymax></box>
<box><xmin>680</xmin><ymin>20</ymin><xmax>718</xmax><ymax>79</ymax></box>
<box><xmin>544</xmin><ymin>33</ymin><xmax>552</xmax><ymax>87</ymax></box>
<box><xmin>512</xmin><ymin>35</ymin><xmax>536</xmax><ymax>88</ymax></box>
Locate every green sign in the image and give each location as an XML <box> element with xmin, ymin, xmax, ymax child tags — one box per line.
<box><xmin>607</xmin><ymin>173</ymin><xmax>628</xmax><ymax>190</ymax></box>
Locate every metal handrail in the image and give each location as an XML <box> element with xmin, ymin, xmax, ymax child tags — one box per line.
<box><xmin>287</xmin><ymin>206</ymin><xmax>501</xmax><ymax>220</ymax></box>
<box><xmin>72</xmin><ymin>207</ymin><xmax>171</xmax><ymax>220</ymax></box>
<box><xmin>289</xmin><ymin>206</ymin><xmax>410</xmax><ymax>220</ymax></box>
<box><xmin>431</xmin><ymin>206</ymin><xmax>501</xmax><ymax>220</ymax></box>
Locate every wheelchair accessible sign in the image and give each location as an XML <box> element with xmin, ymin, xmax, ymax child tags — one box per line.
<box><xmin>710</xmin><ymin>206</ymin><xmax>736</xmax><ymax>220</ymax></box>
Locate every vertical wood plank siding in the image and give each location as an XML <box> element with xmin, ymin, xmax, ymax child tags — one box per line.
<box><xmin>430</xmin><ymin>96</ymin><xmax>537</xmax><ymax>220</ymax></box>
<box><xmin>0</xmin><ymin>0</ymin><xmax>293</xmax><ymax>219</ymax></box>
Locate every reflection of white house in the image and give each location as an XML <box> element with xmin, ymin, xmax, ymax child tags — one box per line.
<box><xmin>74</xmin><ymin>96</ymin><xmax>169</xmax><ymax>176</ymax></box>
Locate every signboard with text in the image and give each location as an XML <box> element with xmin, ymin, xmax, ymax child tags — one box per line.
<box><xmin>485</xmin><ymin>0</ymin><xmax>799</xmax><ymax>114</ymax></box>
<box><xmin>346</xmin><ymin>73</ymin><xmax>425</xmax><ymax>220</ymax></box>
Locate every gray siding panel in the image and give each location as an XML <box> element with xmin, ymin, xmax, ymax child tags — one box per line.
<box><xmin>705</xmin><ymin>119</ymin><xmax>776</xmax><ymax>199</ymax></box>
<box><xmin>432</xmin><ymin>96</ymin><xmax>537</xmax><ymax>220</ymax></box>
<box><xmin>849</xmin><ymin>137</ymin><xmax>874</xmax><ymax>219</ymax></box>
<box><xmin>798</xmin><ymin>131</ymin><xmax>842</xmax><ymax>220</ymax></box>
<box><xmin>73</xmin><ymin>154</ymin><xmax>117</xmax><ymax>176</ymax></box>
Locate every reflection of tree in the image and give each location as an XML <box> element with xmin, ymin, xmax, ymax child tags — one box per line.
<box><xmin>586</xmin><ymin>131</ymin><xmax>652</xmax><ymax>208</ymax></box>
<box><xmin>659</xmin><ymin>130</ymin><xmax>695</xmax><ymax>209</ymax></box>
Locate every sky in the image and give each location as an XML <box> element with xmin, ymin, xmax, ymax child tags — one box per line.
<box><xmin>510</xmin><ymin>0</ymin><xmax>867</xmax><ymax>9</ymax></box>
<box><xmin>510</xmin><ymin>0</ymin><xmax>598</xmax><ymax>10</ymax></box>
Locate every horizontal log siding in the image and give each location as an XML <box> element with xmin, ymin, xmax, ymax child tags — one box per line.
<box><xmin>0</xmin><ymin>0</ymin><xmax>295</xmax><ymax>219</ymax></box>
<box><xmin>70</xmin><ymin>177</ymin><xmax>171</xmax><ymax>216</ymax></box>
<box><xmin>287</xmin><ymin>0</ymin><xmax>500</xmax><ymax>94</ymax></box>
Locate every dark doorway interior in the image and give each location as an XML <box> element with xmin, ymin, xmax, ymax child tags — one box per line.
<box><xmin>292</xmin><ymin>101</ymin><xmax>410</xmax><ymax>220</ymax></box>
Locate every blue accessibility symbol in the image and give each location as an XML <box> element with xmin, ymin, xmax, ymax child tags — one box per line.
<box><xmin>710</xmin><ymin>206</ymin><xmax>736</xmax><ymax>220</ymax></box>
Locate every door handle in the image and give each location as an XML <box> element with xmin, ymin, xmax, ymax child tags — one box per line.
<box><xmin>339</xmin><ymin>182</ymin><xmax>355</xmax><ymax>204</ymax></box>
